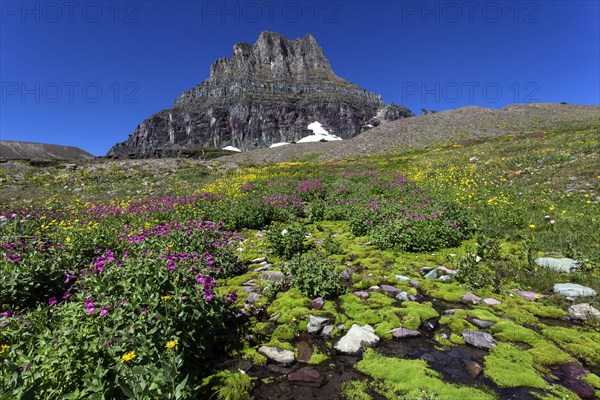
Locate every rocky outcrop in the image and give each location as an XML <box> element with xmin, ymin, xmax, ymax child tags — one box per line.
<box><xmin>0</xmin><ymin>140</ymin><xmax>94</xmax><ymax>161</ymax></box>
<box><xmin>108</xmin><ymin>31</ymin><xmax>412</xmax><ymax>158</ymax></box>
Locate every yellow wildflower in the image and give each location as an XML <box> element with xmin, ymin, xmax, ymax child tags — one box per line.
<box><xmin>529</xmin><ymin>224</ymin><xmax>536</xmax><ymax>229</ymax></box>
<box><xmin>1</xmin><ymin>344</ymin><xmax>9</xmax><ymax>353</ymax></box>
<box><xmin>161</xmin><ymin>295</ymin><xmax>171</xmax><ymax>301</ymax></box>
<box><xmin>549</xmin><ymin>205</ymin><xmax>555</xmax><ymax>211</ymax></box>
<box><xmin>165</xmin><ymin>339</ymin><xmax>179</xmax><ymax>350</ymax></box>
<box><xmin>120</xmin><ymin>351</ymin><xmax>136</xmax><ymax>363</ymax></box>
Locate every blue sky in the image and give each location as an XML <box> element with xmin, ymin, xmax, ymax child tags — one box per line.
<box><xmin>1</xmin><ymin>0</ymin><xmax>599</xmax><ymax>156</ymax></box>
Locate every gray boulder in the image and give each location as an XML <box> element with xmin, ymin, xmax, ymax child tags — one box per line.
<box><xmin>334</xmin><ymin>324</ymin><xmax>379</xmax><ymax>354</ymax></box>
<box><xmin>307</xmin><ymin>315</ymin><xmax>329</xmax><ymax>334</ymax></box>
<box><xmin>258</xmin><ymin>346</ymin><xmax>295</xmax><ymax>365</ymax></box>
<box><xmin>462</xmin><ymin>331</ymin><xmax>496</xmax><ymax>350</ymax></box>
<box><xmin>568</xmin><ymin>303</ymin><xmax>600</xmax><ymax>320</ymax></box>
<box><xmin>554</xmin><ymin>283</ymin><xmax>597</xmax><ymax>297</ymax></box>
<box><xmin>535</xmin><ymin>257</ymin><xmax>579</xmax><ymax>273</ymax></box>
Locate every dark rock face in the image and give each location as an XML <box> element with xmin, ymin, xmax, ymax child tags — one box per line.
<box><xmin>108</xmin><ymin>31</ymin><xmax>412</xmax><ymax>158</ymax></box>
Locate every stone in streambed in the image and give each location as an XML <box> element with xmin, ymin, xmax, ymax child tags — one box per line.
<box><xmin>259</xmin><ymin>346</ymin><xmax>295</xmax><ymax>365</ymax></box>
<box><xmin>462</xmin><ymin>331</ymin><xmax>496</xmax><ymax>350</ymax></box>
<box><xmin>391</xmin><ymin>327</ymin><xmax>422</xmax><ymax>339</ymax></box>
<box><xmin>334</xmin><ymin>324</ymin><xmax>379</xmax><ymax>354</ymax></box>
<box><xmin>568</xmin><ymin>303</ymin><xmax>600</xmax><ymax>320</ymax></box>
<box><xmin>307</xmin><ymin>315</ymin><xmax>329</xmax><ymax>334</ymax></box>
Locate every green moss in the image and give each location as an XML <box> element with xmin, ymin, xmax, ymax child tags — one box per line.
<box><xmin>520</xmin><ymin>302</ymin><xmax>566</xmax><ymax>319</ymax></box>
<box><xmin>200</xmin><ymin>370</ymin><xmax>253</xmax><ymax>400</ymax></box>
<box><xmin>308</xmin><ymin>348</ymin><xmax>329</xmax><ymax>365</ymax></box>
<box><xmin>583</xmin><ymin>373</ymin><xmax>600</xmax><ymax>399</ymax></box>
<box><xmin>484</xmin><ymin>342</ymin><xmax>547</xmax><ymax>388</ymax></box>
<box><xmin>271</xmin><ymin>324</ymin><xmax>298</xmax><ymax>341</ymax></box>
<box><xmin>419</xmin><ymin>280</ymin><xmax>467</xmax><ymax>302</ymax></box>
<box><xmin>541</xmin><ymin>325</ymin><xmax>600</xmax><ymax>365</ymax></box>
<box><xmin>491</xmin><ymin>320</ymin><xmax>572</xmax><ymax>365</ymax></box>
<box><xmin>266</xmin><ymin>288</ymin><xmax>311</xmax><ymax>324</ymax></box>
<box><xmin>355</xmin><ymin>348</ymin><xmax>494</xmax><ymax>399</ymax></box>
<box><xmin>397</xmin><ymin>301</ymin><xmax>439</xmax><ymax>330</ymax></box>
<box><xmin>339</xmin><ymin>292</ymin><xmax>402</xmax><ymax>335</ymax></box>
<box><xmin>449</xmin><ymin>332</ymin><xmax>465</xmax><ymax>345</ymax></box>
<box><xmin>341</xmin><ymin>380</ymin><xmax>372</xmax><ymax>400</ymax></box>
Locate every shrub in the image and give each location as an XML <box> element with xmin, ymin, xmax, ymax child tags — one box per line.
<box><xmin>288</xmin><ymin>253</ymin><xmax>344</xmax><ymax>298</ymax></box>
<box><xmin>268</xmin><ymin>222</ymin><xmax>307</xmax><ymax>259</ymax></box>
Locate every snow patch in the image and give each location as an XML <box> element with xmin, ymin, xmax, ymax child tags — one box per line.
<box><xmin>269</xmin><ymin>142</ymin><xmax>290</xmax><ymax>148</ymax></box>
<box><xmin>223</xmin><ymin>146</ymin><xmax>241</xmax><ymax>152</ymax></box>
<box><xmin>297</xmin><ymin>121</ymin><xmax>343</xmax><ymax>143</ymax></box>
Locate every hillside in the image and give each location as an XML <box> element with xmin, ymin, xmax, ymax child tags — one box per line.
<box><xmin>219</xmin><ymin>103</ymin><xmax>600</xmax><ymax>163</ymax></box>
<box><xmin>0</xmin><ymin>140</ymin><xmax>94</xmax><ymax>161</ymax></box>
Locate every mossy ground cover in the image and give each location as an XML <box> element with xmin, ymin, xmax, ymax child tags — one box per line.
<box><xmin>1</xmin><ymin>122</ymin><xmax>599</xmax><ymax>398</ymax></box>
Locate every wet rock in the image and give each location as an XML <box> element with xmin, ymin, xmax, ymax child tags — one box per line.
<box><xmin>288</xmin><ymin>367</ymin><xmax>326</xmax><ymax>387</ymax></box>
<box><xmin>391</xmin><ymin>327</ymin><xmax>422</xmax><ymax>339</ymax></box>
<box><xmin>252</xmin><ymin>257</ymin><xmax>267</xmax><ymax>263</ymax></box>
<box><xmin>395</xmin><ymin>291</ymin><xmax>409</xmax><ymax>302</ymax></box>
<box><xmin>513</xmin><ymin>289</ymin><xmax>542</xmax><ymax>301</ymax></box>
<box><xmin>437</xmin><ymin>266</ymin><xmax>457</xmax><ymax>276</ymax></box>
<box><xmin>367</xmin><ymin>285</ymin><xmax>381</xmax><ymax>292</ymax></box>
<box><xmin>321</xmin><ymin>325</ymin><xmax>334</xmax><ymax>337</ymax></box>
<box><xmin>410</xmin><ymin>279</ymin><xmax>420</xmax><ymax>288</ymax></box>
<box><xmin>444</xmin><ymin>308</ymin><xmax>461</xmax><ymax>315</ymax></box>
<box><xmin>353</xmin><ymin>291</ymin><xmax>370</xmax><ymax>299</ymax></box>
<box><xmin>568</xmin><ymin>303</ymin><xmax>600</xmax><ymax>320</ymax></box>
<box><xmin>464</xmin><ymin>360</ymin><xmax>483</xmax><ymax>378</ymax></box>
<box><xmin>461</xmin><ymin>291</ymin><xmax>481</xmax><ymax>305</ymax></box>
<box><xmin>246</xmin><ymin>293</ymin><xmax>262</xmax><ymax>304</ymax></box>
<box><xmin>535</xmin><ymin>257</ymin><xmax>579</xmax><ymax>273</ymax></box>
<box><xmin>381</xmin><ymin>285</ymin><xmax>402</xmax><ymax>296</ymax></box>
<box><xmin>470</xmin><ymin>318</ymin><xmax>495</xmax><ymax>329</ymax></box>
<box><xmin>462</xmin><ymin>331</ymin><xmax>496</xmax><ymax>350</ymax></box>
<box><xmin>340</xmin><ymin>270</ymin><xmax>351</xmax><ymax>280</ymax></box>
<box><xmin>554</xmin><ymin>283</ymin><xmax>597</xmax><ymax>297</ymax></box>
<box><xmin>311</xmin><ymin>297</ymin><xmax>324</xmax><ymax>310</ymax></box>
<box><xmin>307</xmin><ymin>315</ymin><xmax>329</xmax><ymax>334</ymax></box>
<box><xmin>424</xmin><ymin>269</ymin><xmax>438</xmax><ymax>279</ymax></box>
<box><xmin>259</xmin><ymin>346</ymin><xmax>295</xmax><ymax>365</ymax></box>
<box><xmin>297</xmin><ymin>342</ymin><xmax>313</xmax><ymax>363</ymax></box>
<box><xmin>269</xmin><ymin>312</ymin><xmax>281</xmax><ymax>322</ymax></box>
<box><xmin>255</xmin><ymin>265</ymin><xmax>270</xmax><ymax>272</ymax></box>
<box><xmin>439</xmin><ymin>275</ymin><xmax>453</xmax><ymax>282</ymax></box>
<box><xmin>423</xmin><ymin>318</ymin><xmax>439</xmax><ymax>331</ymax></box>
<box><xmin>408</xmin><ymin>294</ymin><xmax>419</xmax><ymax>302</ymax></box>
<box><xmin>266</xmin><ymin>364</ymin><xmax>293</xmax><ymax>375</ymax></box>
<box><xmin>334</xmin><ymin>324</ymin><xmax>379</xmax><ymax>354</ymax></box>
<box><xmin>395</xmin><ymin>274</ymin><xmax>411</xmax><ymax>282</ymax></box>
<box><xmin>483</xmin><ymin>298</ymin><xmax>502</xmax><ymax>306</ymax></box>
<box><xmin>547</xmin><ymin>363</ymin><xmax>595</xmax><ymax>400</ymax></box>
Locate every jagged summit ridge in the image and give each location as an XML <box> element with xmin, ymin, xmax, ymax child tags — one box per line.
<box><xmin>208</xmin><ymin>31</ymin><xmax>336</xmax><ymax>82</ymax></box>
<box><xmin>108</xmin><ymin>31</ymin><xmax>412</xmax><ymax>158</ymax></box>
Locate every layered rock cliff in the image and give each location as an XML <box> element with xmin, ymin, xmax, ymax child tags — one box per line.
<box><xmin>108</xmin><ymin>31</ymin><xmax>412</xmax><ymax>158</ymax></box>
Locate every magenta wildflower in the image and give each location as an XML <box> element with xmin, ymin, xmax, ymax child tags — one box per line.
<box><xmin>48</xmin><ymin>297</ymin><xmax>57</xmax><ymax>306</ymax></box>
<box><xmin>100</xmin><ymin>306</ymin><xmax>109</xmax><ymax>317</ymax></box>
<box><xmin>226</xmin><ymin>291</ymin><xmax>237</xmax><ymax>303</ymax></box>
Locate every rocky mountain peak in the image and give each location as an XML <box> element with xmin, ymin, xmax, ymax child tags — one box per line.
<box><xmin>209</xmin><ymin>31</ymin><xmax>335</xmax><ymax>82</ymax></box>
<box><xmin>108</xmin><ymin>32</ymin><xmax>412</xmax><ymax>158</ymax></box>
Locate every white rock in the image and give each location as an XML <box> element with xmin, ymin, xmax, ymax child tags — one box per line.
<box><xmin>307</xmin><ymin>315</ymin><xmax>329</xmax><ymax>334</ymax></box>
<box><xmin>568</xmin><ymin>303</ymin><xmax>600</xmax><ymax>320</ymax></box>
<box><xmin>334</xmin><ymin>324</ymin><xmax>379</xmax><ymax>354</ymax></box>
<box><xmin>535</xmin><ymin>257</ymin><xmax>579</xmax><ymax>273</ymax></box>
<box><xmin>258</xmin><ymin>346</ymin><xmax>295</xmax><ymax>365</ymax></box>
<box><xmin>554</xmin><ymin>283</ymin><xmax>597</xmax><ymax>297</ymax></box>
